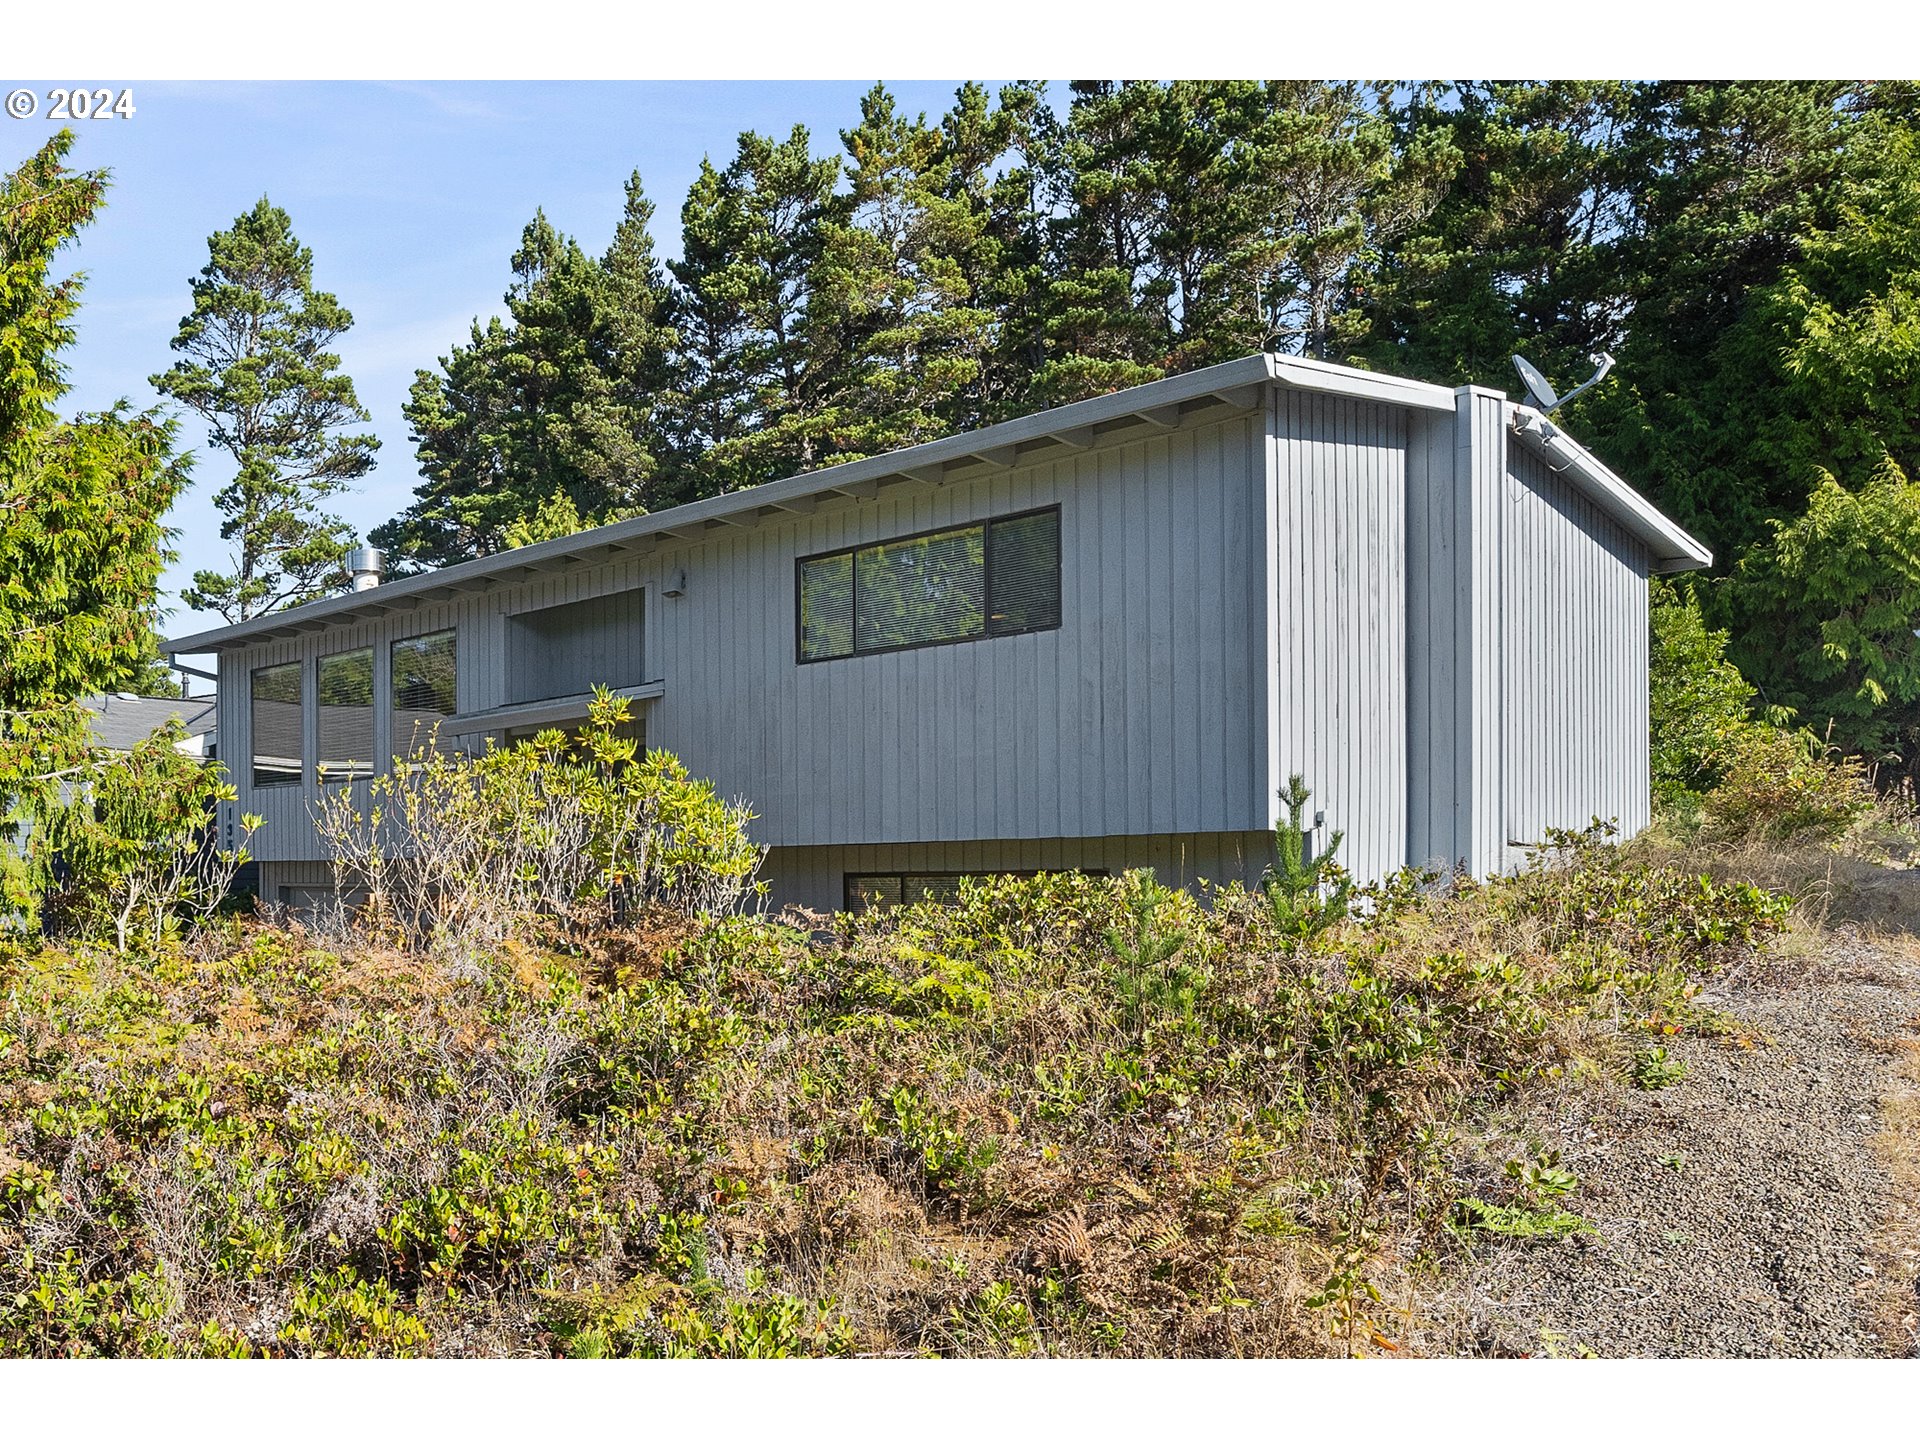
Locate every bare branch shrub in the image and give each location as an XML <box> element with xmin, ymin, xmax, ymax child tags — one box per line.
<box><xmin>313</xmin><ymin>689</ymin><xmax>763</xmax><ymax>953</ymax></box>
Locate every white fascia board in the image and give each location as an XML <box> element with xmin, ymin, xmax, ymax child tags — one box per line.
<box><xmin>1509</xmin><ymin>406</ymin><xmax>1713</xmax><ymax>572</ymax></box>
<box><xmin>1268</xmin><ymin>353</ymin><xmax>1456</xmax><ymax>412</ymax></box>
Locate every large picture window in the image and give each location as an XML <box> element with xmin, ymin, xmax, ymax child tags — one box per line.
<box><xmin>316</xmin><ymin>647</ymin><xmax>374</xmax><ymax>783</ymax></box>
<box><xmin>250</xmin><ymin>661</ymin><xmax>302</xmax><ymax>787</ymax></box>
<box><xmin>391</xmin><ymin>629</ymin><xmax>457</xmax><ymax>755</ymax></box>
<box><xmin>797</xmin><ymin>506</ymin><xmax>1060</xmax><ymax>663</ymax></box>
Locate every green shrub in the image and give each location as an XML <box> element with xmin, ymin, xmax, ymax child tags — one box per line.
<box><xmin>314</xmin><ymin>689</ymin><xmax>763</xmax><ymax>950</ymax></box>
<box><xmin>40</xmin><ymin>724</ymin><xmax>260</xmax><ymax>954</ymax></box>
<box><xmin>0</xmin><ymin>833</ymin><xmax>1796</xmax><ymax>1358</ymax></box>
<box><xmin>1649</xmin><ymin>579</ymin><xmax>1760</xmax><ymax>804</ymax></box>
<box><xmin>1724</xmin><ymin>456</ymin><xmax>1920</xmax><ymax>781</ymax></box>
<box><xmin>1691</xmin><ymin>721</ymin><xmax>1878</xmax><ymax>843</ymax></box>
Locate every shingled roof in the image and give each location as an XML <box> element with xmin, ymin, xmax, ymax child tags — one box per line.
<box><xmin>81</xmin><ymin>693</ymin><xmax>218</xmax><ymax>754</ymax></box>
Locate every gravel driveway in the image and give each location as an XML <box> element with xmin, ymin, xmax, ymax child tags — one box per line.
<box><xmin>1439</xmin><ymin>929</ymin><xmax>1920</xmax><ymax>1358</ymax></box>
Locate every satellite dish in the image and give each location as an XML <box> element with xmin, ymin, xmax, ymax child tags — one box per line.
<box><xmin>1511</xmin><ymin>354</ymin><xmax>1559</xmax><ymax>412</ymax></box>
<box><xmin>1510</xmin><ymin>351</ymin><xmax>1615</xmax><ymax>416</ymax></box>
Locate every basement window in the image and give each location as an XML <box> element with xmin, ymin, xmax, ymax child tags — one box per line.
<box><xmin>250</xmin><ymin>661</ymin><xmax>303</xmax><ymax>788</ymax></box>
<box><xmin>797</xmin><ymin>505</ymin><xmax>1061</xmax><ymax>663</ymax></box>
<box><xmin>316</xmin><ymin>647</ymin><xmax>374</xmax><ymax>783</ymax></box>
<box><xmin>391</xmin><ymin>629</ymin><xmax>457</xmax><ymax>755</ymax></box>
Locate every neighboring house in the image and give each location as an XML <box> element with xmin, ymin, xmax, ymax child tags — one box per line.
<box><xmin>160</xmin><ymin>352</ymin><xmax>1710</xmax><ymax>913</ymax></box>
<box><xmin>81</xmin><ymin>692</ymin><xmax>219</xmax><ymax>759</ymax></box>
<box><xmin>3</xmin><ymin>692</ymin><xmax>221</xmax><ymax>898</ymax></box>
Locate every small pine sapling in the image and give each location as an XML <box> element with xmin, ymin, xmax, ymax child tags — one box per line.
<box><xmin>1105</xmin><ymin>868</ymin><xmax>1202</xmax><ymax>1033</ymax></box>
<box><xmin>1262</xmin><ymin>774</ymin><xmax>1352</xmax><ymax>942</ymax></box>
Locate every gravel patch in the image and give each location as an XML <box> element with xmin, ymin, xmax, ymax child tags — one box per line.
<box><xmin>1440</xmin><ymin>928</ymin><xmax>1920</xmax><ymax>1357</ymax></box>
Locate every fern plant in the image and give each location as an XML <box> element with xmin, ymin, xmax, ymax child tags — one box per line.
<box><xmin>1262</xmin><ymin>774</ymin><xmax>1352</xmax><ymax>944</ymax></box>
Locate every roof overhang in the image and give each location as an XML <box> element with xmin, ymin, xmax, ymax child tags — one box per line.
<box><xmin>436</xmin><ymin>680</ymin><xmax>665</xmax><ymax>737</ymax></box>
<box><xmin>1507</xmin><ymin>407</ymin><xmax>1712</xmax><ymax>574</ymax></box>
<box><xmin>162</xmin><ymin>352</ymin><xmax>1702</xmax><ymax>652</ymax></box>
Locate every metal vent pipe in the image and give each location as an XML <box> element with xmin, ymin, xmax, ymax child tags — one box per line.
<box><xmin>346</xmin><ymin>545</ymin><xmax>385</xmax><ymax>592</ymax></box>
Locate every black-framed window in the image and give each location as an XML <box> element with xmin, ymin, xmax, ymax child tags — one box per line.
<box><xmin>391</xmin><ymin>629</ymin><xmax>457</xmax><ymax>755</ymax></box>
<box><xmin>844</xmin><ymin>868</ymin><xmax>1106</xmax><ymax>912</ymax></box>
<box><xmin>798</xmin><ymin>505</ymin><xmax>1061</xmax><ymax>663</ymax></box>
<box><xmin>251</xmin><ymin>661</ymin><xmax>303</xmax><ymax>788</ymax></box>
<box><xmin>316</xmin><ymin>647</ymin><xmax>374</xmax><ymax>783</ymax></box>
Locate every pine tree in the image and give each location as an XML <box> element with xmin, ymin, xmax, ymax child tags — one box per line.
<box><xmin>1245</xmin><ymin>81</ymin><xmax>1458</xmax><ymax>360</ymax></box>
<box><xmin>1356</xmin><ymin>81</ymin><xmax>1638</xmax><ymax>388</ymax></box>
<box><xmin>932</xmin><ymin>80</ymin><xmax>1053</xmax><ymax>427</ymax></box>
<box><xmin>1033</xmin><ymin>80</ymin><xmax>1251</xmax><ymax>402</ymax></box>
<box><xmin>802</xmin><ymin>83</ymin><xmax>1003</xmax><ymax>457</ymax></box>
<box><xmin>669</xmin><ymin>128</ymin><xmax>840</xmax><ymax>492</ymax></box>
<box><xmin>1026</xmin><ymin>82</ymin><xmax>1453</xmax><ymax>399</ymax></box>
<box><xmin>2</xmin><ymin>132</ymin><xmax>191</xmax><ymax>920</ymax></box>
<box><xmin>152</xmin><ymin>198</ymin><xmax>374</xmax><ymax>622</ymax></box>
<box><xmin>378</xmin><ymin>188</ymin><xmax>678</xmax><ymax>567</ymax></box>
<box><xmin>586</xmin><ymin>172</ymin><xmax>681</xmax><ymax>500</ymax></box>
<box><xmin>1575</xmin><ymin>81</ymin><xmax>1865</xmax><ymax>561</ymax></box>
<box><xmin>380</xmin><ymin>315</ymin><xmax>519</xmax><ymax>567</ymax></box>
<box><xmin>1261</xmin><ymin>775</ymin><xmax>1352</xmax><ymax>942</ymax></box>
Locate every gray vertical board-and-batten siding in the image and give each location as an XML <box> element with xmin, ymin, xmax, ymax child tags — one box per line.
<box><xmin>1405</xmin><ymin>387</ymin><xmax>1513</xmax><ymax>878</ymax></box>
<box><xmin>1500</xmin><ymin>440</ymin><xmax>1652</xmax><ymax>853</ymax></box>
<box><xmin>182</xmin><ymin>354</ymin><xmax>1706</xmax><ymax>907</ymax></box>
<box><xmin>217</xmin><ymin>566</ymin><xmax>657</xmax><ymax>863</ymax></box>
<box><xmin>645</xmin><ymin>412</ymin><xmax>1271</xmax><ymax>849</ymax></box>
<box><xmin>1266</xmin><ymin>387</ymin><xmax>1409</xmax><ymax>883</ymax></box>
<box><xmin>1405</xmin><ymin>392</ymin><xmax>1658</xmax><ymax>878</ymax></box>
<box><xmin>217</xmin><ymin>410</ymin><xmax>1279</xmax><ymax>867</ymax></box>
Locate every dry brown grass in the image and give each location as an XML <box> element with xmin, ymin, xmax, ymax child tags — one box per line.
<box><xmin>1862</xmin><ymin>940</ymin><xmax>1920</xmax><ymax>1358</ymax></box>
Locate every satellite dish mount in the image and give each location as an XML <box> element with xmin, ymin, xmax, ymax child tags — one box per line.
<box><xmin>1511</xmin><ymin>351</ymin><xmax>1614</xmax><ymax>416</ymax></box>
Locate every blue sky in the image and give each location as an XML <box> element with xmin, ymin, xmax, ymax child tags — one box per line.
<box><xmin>7</xmin><ymin>80</ymin><xmax>998</xmax><ymax>634</ymax></box>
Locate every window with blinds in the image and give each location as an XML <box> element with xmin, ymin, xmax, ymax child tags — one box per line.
<box><xmin>797</xmin><ymin>505</ymin><xmax>1060</xmax><ymax>662</ymax></box>
<box><xmin>316</xmin><ymin>647</ymin><xmax>375</xmax><ymax>783</ymax></box>
<box><xmin>391</xmin><ymin>629</ymin><xmax>457</xmax><ymax>756</ymax></box>
<box><xmin>251</xmin><ymin>661</ymin><xmax>302</xmax><ymax>787</ymax></box>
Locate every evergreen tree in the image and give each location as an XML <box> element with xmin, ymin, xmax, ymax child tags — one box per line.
<box><xmin>378</xmin><ymin>186</ymin><xmax>678</xmax><ymax>567</ymax></box>
<box><xmin>590</xmin><ymin>172</ymin><xmax>682</xmax><ymax>499</ymax></box>
<box><xmin>499</xmin><ymin>489</ymin><xmax>586</xmax><ymax>550</ymax></box>
<box><xmin>1029</xmin><ymin>82</ymin><xmax>1454</xmax><ymax>401</ymax></box>
<box><xmin>381</xmin><ymin>315</ymin><xmax>519</xmax><ymax>568</ymax></box>
<box><xmin>2</xmin><ymin>132</ymin><xmax>191</xmax><ymax>919</ymax></box>
<box><xmin>670</xmin><ymin>127</ymin><xmax>840</xmax><ymax>491</ymax></box>
<box><xmin>1261</xmin><ymin>774</ymin><xmax>1352</xmax><ymax>942</ymax></box>
<box><xmin>1574</xmin><ymin>81</ymin><xmax>1865</xmax><ymax>561</ymax></box>
<box><xmin>1034</xmin><ymin>80</ymin><xmax>1262</xmax><ymax>402</ymax></box>
<box><xmin>932</xmin><ymin>80</ymin><xmax>1054</xmax><ymax>425</ymax></box>
<box><xmin>1724</xmin><ymin>455</ymin><xmax>1920</xmax><ymax>780</ymax></box>
<box><xmin>152</xmin><ymin>198</ymin><xmax>374</xmax><ymax>622</ymax></box>
<box><xmin>1247</xmin><ymin>81</ymin><xmax>1458</xmax><ymax>360</ymax></box>
<box><xmin>801</xmin><ymin>83</ymin><xmax>1004</xmax><ymax>457</ymax></box>
<box><xmin>1357</xmin><ymin>81</ymin><xmax>1639</xmax><ymax>387</ymax></box>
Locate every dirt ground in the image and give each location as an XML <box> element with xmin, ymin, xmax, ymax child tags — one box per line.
<box><xmin>1428</xmin><ymin>926</ymin><xmax>1920</xmax><ymax>1357</ymax></box>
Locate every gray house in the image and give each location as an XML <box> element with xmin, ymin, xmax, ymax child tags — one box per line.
<box><xmin>161</xmin><ymin>353</ymin><xmax>1710</xmax><ymax>913</ymax></box>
